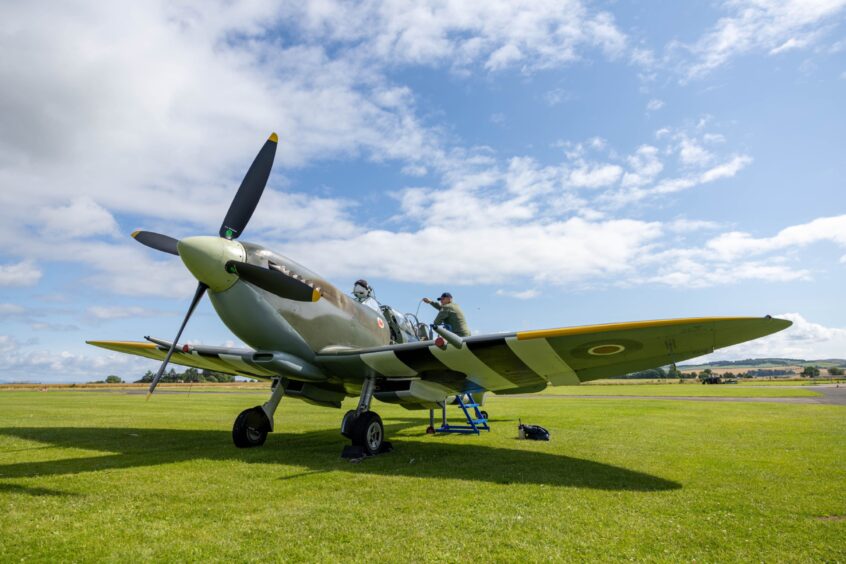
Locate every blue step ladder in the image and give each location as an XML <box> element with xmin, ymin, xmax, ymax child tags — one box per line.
<box><xmin>429</xmin><ymin>392</ymin><xmax>490</xmax><ymax>434</ymax></box>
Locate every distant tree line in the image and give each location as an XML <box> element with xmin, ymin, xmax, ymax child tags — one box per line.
<box><xmin>624</xmin><ymin>365</ymin><xmax>845</xmax><ymax>380</ymax></box>
<box><xmin>702</xmin><ymin>358</ymin><xmax>805</xmax><ymax>367</ymax></box>
<box><xmin>90</xmin><ymin>368</ymin><xmax>240</xmax><ymax>384</ymax></box>
<box><xmin>135</xmin><ymin>368</ymin><xmax>237</xmax><ymax>383</ymax></box>
<box><xmin>622</xmin><ymin>366</ymin><xmax>682</xmax><ymax>379</ymax></box>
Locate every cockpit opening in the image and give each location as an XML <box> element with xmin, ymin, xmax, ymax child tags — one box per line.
<box><xmin>380</xmin><ymin>305</ymin><xmax>431</xmax><ymax>344</ymax></box>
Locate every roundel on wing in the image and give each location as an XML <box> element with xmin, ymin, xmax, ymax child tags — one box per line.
<box><xmin>588</xmin><ymin>344</ymin><xmax>626</xmax><ymax>356</ymax></box>
<box><xmin>377</xmin><ymin>318</ymin><xmax>385</xmax><ymax>329</ymax></box>
<box><xmin>570</xmin><ymin>339</ymin><xmax>643</xmax><ymax>360</ymax></box>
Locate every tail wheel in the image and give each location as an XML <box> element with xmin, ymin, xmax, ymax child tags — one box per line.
<box><xmin>233</xmin><ymin>406</ymin><xmax>270</xmax><ymax>448</ymax></box>
<box><xmin>351</xmin><ymin>411</ymin><xmax>384</xmax><ymax>455</ymax></box>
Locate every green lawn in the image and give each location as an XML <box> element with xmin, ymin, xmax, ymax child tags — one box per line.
<box><xmin>1</xmin><ymin>389</ymin><xmax>843</xmax><ymax>561</ymax></box>
<box><xmin>537</xmin><ymin>382</ymin><xmax>821</xmax><ymax>397</ymax></box>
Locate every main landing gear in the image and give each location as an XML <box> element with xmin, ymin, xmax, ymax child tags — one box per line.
<box><xmin>231</xmin><ymin>376</ymin><xmax>392</xmax><ymax>459</ymax></box>
<box><xmin>340</xmin><ymin>376</ymin><xmax>392</xmax><ymax>459</ymax></box>
<box><xmin>232</xmin><ymin>377</ymin><xmax>285</xmax><ymax>448</ymax></box>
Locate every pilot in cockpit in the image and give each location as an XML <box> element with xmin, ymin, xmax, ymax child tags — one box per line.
<box><xmin>352</xmin><ymin>279</ymin><xmax>381</xmax><ymax>313</ymax></box>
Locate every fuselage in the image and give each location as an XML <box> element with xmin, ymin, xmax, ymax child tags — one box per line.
<box><xmin>177</xmin><ymin>236</ymin><xmax>390</xmax><ymax>359</ymax></box>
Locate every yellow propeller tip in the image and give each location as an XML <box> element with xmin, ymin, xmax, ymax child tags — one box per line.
<box><xmin>131</xmin><ymin>230</ymin><xmax>141</xmax><ymax>238</ymax></box>
<box><xmin>146</xmin><ymin>391</ymin><xmax>153</xmax><ymax>401</ymax></box>
<box><xmin>311</xmin><ymin>288</ymin><xmax>321</xmax><ymax>302</ymax></box>
<box><xmin>268</xmin><ymin>132</ymin><xmax>279</xmax><ymax>143</ymax></box>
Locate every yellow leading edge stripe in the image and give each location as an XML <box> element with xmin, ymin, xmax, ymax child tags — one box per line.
<box><xmin>515</xmin><ymin>316</ymin><xmax>751</xmax><ymax>341</ymax></box>
<box><xmin>86</xmin><ymin>340</ymin><xmax>157</xmax><ymax>349</ymax></box>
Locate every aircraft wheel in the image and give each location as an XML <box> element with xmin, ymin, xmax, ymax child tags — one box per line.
<box><xmin>232</xmin><ymin>406</ymin><xmax>270</xmax><ymax>448</ymax></box>
<box><xmin>480</xmin><ymin>410</ymin><xmax>489</xmax><ymax>420</ymax></box>
<box><xmin>351</xmin><ymin>411</ymin><xmax>384</xmax><ymax>455</ymax></box>
<box><xmin>340</xmin><ymin>409</ymin><xmax>357</xmax><ymax>439</ymax></box>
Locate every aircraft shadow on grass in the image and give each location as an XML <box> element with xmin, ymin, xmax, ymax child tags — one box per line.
<box><xmin>0</xmin><ymin>424</ymin><xmax>680</xmax><ymax>493</ymax></box>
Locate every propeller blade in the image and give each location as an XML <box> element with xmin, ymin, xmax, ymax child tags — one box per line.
<box><xmin>147</xmin><ymin>282</ymin><xmax>208</xmax><ymax>397</ymax></box>
<box><xmin>219</xmin><ymin>133</ymin><xmax>278</xmax><ymax>240</ymax></box>
<box><xmin>225</xmin><ymin>260</ymin><xmax>320</xmax><ymax>302</ymax></box>
<box><xmin>132</xmin><ymin>230</ymin><xmax>179</xmax><ymax>256</ymax></box>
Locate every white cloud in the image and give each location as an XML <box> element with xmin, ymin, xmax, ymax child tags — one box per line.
<box><xmin>36</xmin><ymin>197</ymin><xmax>120</xmax><ymax>239</ymax></box>
<box><xmin>683</xmin><ymin>0</ymin><xmax>846</xmax><ymax>79</ymax></box>
<box><xmin>644</xmin><ymin>259</ymin><xmax>810</xmax><ymax>289</ymax></box>
<box><xmin>621</xmin><ymin>145</ymin><xmax>663</xmax><ymax>188</ymax></box>
<box><xmin>646</xmin><ymin>98</ymin><xmax>664</xmax><ymax>111</ymax></box>
<box><xmin>401</xmin><ymin>164</ymin><xmax>429</xmax><ymax>177</ymax></box>
<box><xmin>87</xmin><ymin>306</ymin><xmax>165</xmax><ymax>320</ymax></box>
<box><xmin>678</xmin><ymin>138</ymin><xmax>713</xmax><ymax>167</ymax></box>
<box><xmin>693</xmin><ymin>313</ymin><xmax>846</xmax><ymax>361</ymax></box>
<box><xmin>636</xmin><ymin>214</ymin><xmax>846</xmax><ymax>289</ymax></box>
<box><xmin>0</xmin><ymin>261</ymin><xmax>42</xmax><ymax>287</ymax></box>
<box><xmin>705</xmin><ymin>214</ymin><xmax>846</xmax><ymax>261</ymax></box>
<box><xmin>490</xmin><ymin>112</ymin><xmax>507</xmax><ymax>126</ymax></box>
<box><xmin>497</xmin><ymin>289</ymin><xmax>540</xmax><ymax>300</ymax></box>
<box><xmin>769</xmin><ymin>37</ymin><xmax>809</xmax><ymax>54</ymax></box>
<box><xmin>568</xmin><ymin>163</ymin><xmax>623</xmax><ymax>188</ymax></box>
<box><xmin>287</xmin><ymin>217</ymin><xmax>662</xmax><ymax>286</ymax></box>
<box><xmin>0</xmin><ymin>345</ymin><xmax>158</xmax><ymax>384</ymax></box>
<box><xmin>0</xmin><ymin>335</ymin><xmax>22</xmax><ymax>355</ymax></box>
<box><xmin>0</xmin><ymin>2</ymin><xmax>443</xmax><ymax>240</ymax></box>
<box><xmin>0</xmin><ymin>303</ymin><xmax>26</xmax><ymax>317</ymax></box>
<box><xmin>611</xmin><ymin>153</ymin><xmax>751</xmax><ymax>206</ymax></box>
<box><xmin>544</xmin><ymin>88</ymin><xmax>573</xmax><ymax>106</ymax></box>
<box><xmin>285</xmin><ymin>1</ymin><xmax>629</xmax><ymax>72</ymax></box>
<box><xmin>666</xmin><ymin>219</ymin><xmax>722</xmax><ymax>233</ymax></box>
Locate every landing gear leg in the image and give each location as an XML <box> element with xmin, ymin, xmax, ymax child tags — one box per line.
<box><xmin>233</xmin><ymin>377</ymin><xmax>285</xmax><ymax>448</ymax></box>
<box><xmin>341</xmin><ymin>376</ymin><xmax>392</xmax><ymax>459</ymax></box>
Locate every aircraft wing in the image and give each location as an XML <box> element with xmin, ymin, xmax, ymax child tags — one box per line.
<box><xmin>86</xmin><ymin>339</ymin><xmax>277</xmax><ymax>380</ymax></box>
<box><xmin>314</xmin><ymin>316</ymin><xmax>792</xmax><ymax>394</ymax></box>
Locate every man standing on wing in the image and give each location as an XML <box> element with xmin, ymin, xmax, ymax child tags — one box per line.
<box><xmin>423</xmin><ymin>292</ymin><xmax>470</xmax><ymax>337</ymax></box>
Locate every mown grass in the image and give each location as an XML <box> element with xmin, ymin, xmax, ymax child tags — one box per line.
<box><xmin>1</xmin><ymin>389</ymin><xmax>843</xmax><ymax>562</ymax></box>
<box><xmin>536</xmin><ymin>382</ymin><xmax>821</xmax><ymax>397</ymax></box>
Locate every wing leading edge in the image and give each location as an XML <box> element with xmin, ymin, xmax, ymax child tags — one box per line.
<box><xmin>86</xmin><ymin>340</ymin><xmax>276</xmax><ymax>380</ymax></box>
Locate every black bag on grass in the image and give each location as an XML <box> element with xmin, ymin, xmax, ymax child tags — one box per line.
<box><xmin>518</xmin><ymin>420</ymin><xmax>550</xmax><ymax>441</ymax></box>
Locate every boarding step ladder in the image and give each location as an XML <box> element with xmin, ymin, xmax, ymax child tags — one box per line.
<box><xmin>429</xmin><ymin>392</ymin><xmax>490</xmax><ymax>435</ymax></box>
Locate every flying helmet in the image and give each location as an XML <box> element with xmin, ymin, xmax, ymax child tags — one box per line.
<box><xmin>353</xmin><ymin>279</ymin><xmax>372</xmax><ymax>300</ymax></box>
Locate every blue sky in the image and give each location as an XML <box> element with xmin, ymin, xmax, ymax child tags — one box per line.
<box><xmin>1</xmin><ymin>1</ymin><xmax>845</xmax><ymax>382</ymax></box>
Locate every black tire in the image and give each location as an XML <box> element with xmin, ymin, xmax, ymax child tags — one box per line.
<box><xmin>479</xmin><ymin>410</ymin><xmax>489</xmax><ymax>420</ymax></box>
<box><xmin>340</xmin><ymin>409</ymin><xmax>357</xmax><ymax>439</ymax></box>
<box><xmin>351</xmin><ymin>411</ymin><xmax>384</xmax><ymax>455</ymax></box>
<box><xmin>232</xmin><ymin>406</ymin><xmax>270</xmax><ymax>448</ymax></box>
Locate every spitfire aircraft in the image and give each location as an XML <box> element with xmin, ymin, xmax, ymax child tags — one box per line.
<box><xmin>89</xmin><ymin>133</ymin><xmax>792</xmax><ymax>457</ymax></box>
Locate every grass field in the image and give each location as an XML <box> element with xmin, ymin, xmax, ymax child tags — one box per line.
<box><xmin>537</xmin><ymin>382</ymin><xmax>823</xmax><ymax>397</ymax></box>
<box><xmin>1</xmin><ymin>388</ymin><xmax>844</xmax><ymax>561</ymax></box>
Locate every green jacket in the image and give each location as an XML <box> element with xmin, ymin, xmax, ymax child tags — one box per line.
<box><xmin>429</xmin><ymin>302</ymin><xmax>470</xmax><ymax>337</ymax></box>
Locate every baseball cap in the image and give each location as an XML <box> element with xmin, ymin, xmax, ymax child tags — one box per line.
<box><xmin>438</xmin><ymin>292</ymin><xmax>452</xmax><ymax>300</ymax></box>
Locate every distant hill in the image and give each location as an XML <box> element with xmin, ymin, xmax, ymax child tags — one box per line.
<box><xmin>680</xmin><ymin>358</ymin><xmax>846</xmax><ymax>370</ymax></box>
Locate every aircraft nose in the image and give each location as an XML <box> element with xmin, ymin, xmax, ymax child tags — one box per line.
<box><xmin>177</xmin><ymin>236</ymin><xmax>245</xmax><ymax>292</ymax></box>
